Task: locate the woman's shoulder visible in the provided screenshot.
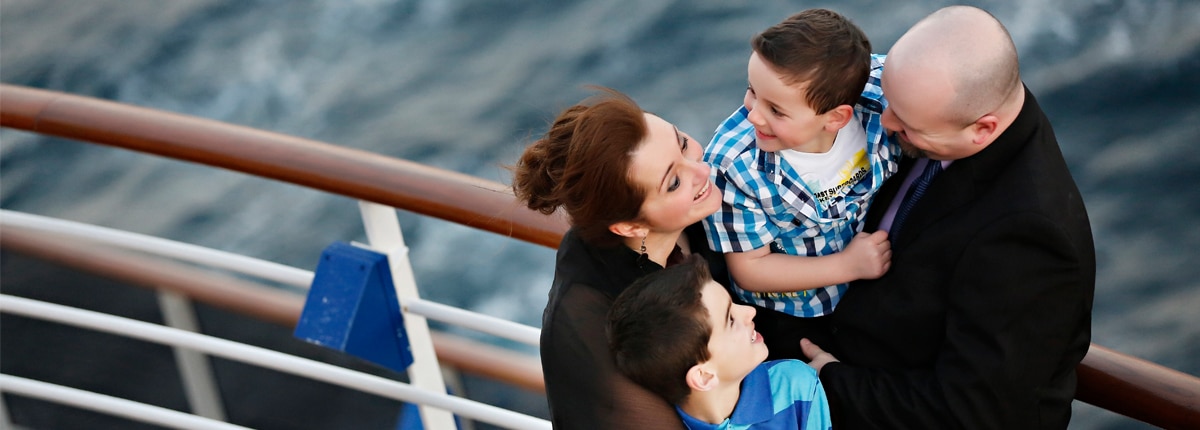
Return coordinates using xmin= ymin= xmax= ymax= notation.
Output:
xmin=540 ymin=278 xmax=616 ymax=369
xmin=545 ymin=278 xmax=612 ymax=319
xmin=542 ymin=260 xmax=617 ymax=344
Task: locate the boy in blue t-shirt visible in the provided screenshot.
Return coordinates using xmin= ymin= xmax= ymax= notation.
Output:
xmin=609 ymin=256 xmax=831 ymax=430
xmin=703 ymin=8 xmax=901 ymax=359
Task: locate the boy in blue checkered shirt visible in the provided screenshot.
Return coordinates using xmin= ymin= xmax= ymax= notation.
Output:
xmin=610 ymin=256 xmax=831 ymax=430
xmin=702 ymin=9 xmax=901 ymax=359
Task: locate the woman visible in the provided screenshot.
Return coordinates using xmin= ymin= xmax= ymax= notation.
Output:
xmin=512 ymin=88 xmax=727 ymax=429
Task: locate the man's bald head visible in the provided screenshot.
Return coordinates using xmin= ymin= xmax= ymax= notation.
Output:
xmin=888 ymin=6 xmax=1021 ymax=124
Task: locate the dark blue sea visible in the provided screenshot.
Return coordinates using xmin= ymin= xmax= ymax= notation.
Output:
xmin=2 ymin=1 xmax=1198 ymax=429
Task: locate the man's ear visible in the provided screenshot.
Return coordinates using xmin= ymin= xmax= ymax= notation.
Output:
xmin=823 ymin=104 xmax=855 ymax=132
xmin=969 ymin=114 xmax=1001 ymax=146
xmin=609 ymin=221 xmax=647 ymax=239
xmin=685 ymin=363 xmax=718 ymax=392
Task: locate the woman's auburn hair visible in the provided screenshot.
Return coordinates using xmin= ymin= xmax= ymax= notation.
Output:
xmin=512 ymin=88 xmax=649 ymax=247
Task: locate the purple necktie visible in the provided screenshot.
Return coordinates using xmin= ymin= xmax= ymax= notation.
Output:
xmin=891 ymin=159 xmax=942 ymax=236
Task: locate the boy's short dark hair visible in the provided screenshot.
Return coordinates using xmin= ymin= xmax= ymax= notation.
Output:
xmin=608 ymin=256 xmax=714 ymax=405
xmin=752 ymin=8 xmax=872 ymax=114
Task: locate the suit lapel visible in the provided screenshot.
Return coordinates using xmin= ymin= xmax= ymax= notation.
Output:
xmin=893 ymin=160 xmax=975 ymax=249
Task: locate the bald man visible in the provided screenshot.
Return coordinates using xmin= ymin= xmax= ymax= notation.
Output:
xmin=801 ymin=6 xmax=1096 ymax=429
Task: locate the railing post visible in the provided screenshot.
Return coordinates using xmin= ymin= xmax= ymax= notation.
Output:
xmin=157 ymin=290 xmax=227 ymax=421
xmin=0 ymin=389 xmax=12 ymax=429
xmin=440 ymin=367 xmax=477 ymax=430
xmin=358 ymin=201 xmax=457 ymax=430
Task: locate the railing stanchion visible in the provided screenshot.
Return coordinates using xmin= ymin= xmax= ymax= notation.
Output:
xmin=358 ymin=200 xmax=457 ymax=430
xmin=441 ymin=366 xmax=476 ymax=430
xmin=0 ymin=388 xmax=13 ymax=429
xmin=158 ymin=290 xmax=227 ymax=422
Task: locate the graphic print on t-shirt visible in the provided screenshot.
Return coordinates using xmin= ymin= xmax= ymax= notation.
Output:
xmin=809 ymin=149 xmax=869 ymax=206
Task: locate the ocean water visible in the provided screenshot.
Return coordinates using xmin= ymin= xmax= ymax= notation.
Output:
xmin=1 ymin=0 xmax=1197 ymax=428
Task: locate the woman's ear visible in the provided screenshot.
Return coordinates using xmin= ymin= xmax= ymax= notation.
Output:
xmin=609 ymin=221 xmax=647 ymax=239
xmin=685 ymin=362 xmax=718 ymax=392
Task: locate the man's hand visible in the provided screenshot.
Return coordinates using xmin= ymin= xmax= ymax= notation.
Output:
xmin=801 ymin=338 xmax=839 ymax=373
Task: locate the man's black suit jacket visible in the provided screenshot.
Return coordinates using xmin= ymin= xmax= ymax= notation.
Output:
xmin=820 ymin=88 xmax=1096 ymax=429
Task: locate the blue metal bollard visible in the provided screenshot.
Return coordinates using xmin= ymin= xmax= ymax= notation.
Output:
xmin=294 ymin=241 xmax=414 ymax=372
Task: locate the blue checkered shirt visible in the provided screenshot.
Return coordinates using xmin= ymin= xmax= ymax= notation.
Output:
xmin=702 ymin=54 xmax=900 ymax=317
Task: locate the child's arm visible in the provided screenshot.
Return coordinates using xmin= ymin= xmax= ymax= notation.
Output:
xmin=726 ymin=230 xmax=891 ymax=293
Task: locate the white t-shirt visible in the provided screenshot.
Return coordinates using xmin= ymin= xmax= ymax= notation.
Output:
xmin=777 ymin=114 xmax=870 ymax=207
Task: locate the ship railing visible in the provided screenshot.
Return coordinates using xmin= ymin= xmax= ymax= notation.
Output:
xmin=0 ymin=295 xmax=546 ymax=430
xmin=0 ymin=206 xmax=549 ymax=429
xmin=0 ymin=83 xmax=551 ymax=429
xmin=2 ymin=83 xmax=1198 ymax=429
xmin=0 ymin=210 xmax=542 ymax=348
xmin=0 ymin=214 xmax=547 ymax=429
xmin=0 ymin=206 xmax=547 ymax=428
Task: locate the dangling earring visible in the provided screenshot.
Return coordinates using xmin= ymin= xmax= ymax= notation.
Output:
xmin=639 ymin=236 xmax=647 ymax=255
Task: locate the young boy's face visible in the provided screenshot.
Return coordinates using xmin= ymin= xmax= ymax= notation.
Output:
xmin=744 ymin=52 xmax=843 ymax=153
xmin=699 ymin=279 xmax=769 ymax=381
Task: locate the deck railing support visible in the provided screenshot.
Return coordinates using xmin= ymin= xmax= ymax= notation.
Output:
xmin=157 ymin=291 xmax=227 ymax=422
xmin=0 ymin=388 xmax=12 ymax=430
xmin=358 ymin=200 xmax=457 ymax=430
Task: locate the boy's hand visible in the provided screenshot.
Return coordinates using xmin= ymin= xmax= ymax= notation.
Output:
xmin=841 ymin=230 xmax=892 ymax=279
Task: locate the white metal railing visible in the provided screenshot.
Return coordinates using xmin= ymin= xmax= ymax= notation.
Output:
xmin=406 ymin=300 xmax=541 ymax=347
xmin=0 ymin=208 xmax=546 ymax=429
xmin=0 ymin=374 xmax=250 ymax=430
xmin=0 ymin=209 xmax=541 ymax=347
xmin=0 ymin=294 xmax=551 ymax=430
xmin=0 ymin=210 xmax=313 ymax=288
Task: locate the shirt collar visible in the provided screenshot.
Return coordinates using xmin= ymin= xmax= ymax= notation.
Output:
xmin=676 ymin=363 xmax=774 ymax=429
xmin=728 ymin=363 xmax=775 ymax=425
xmin=567 ymin=229 xmax=663 ymax=298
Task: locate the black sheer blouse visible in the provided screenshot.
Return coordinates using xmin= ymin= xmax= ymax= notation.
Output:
xmin=539 ymin=223 xmax=728 ymax=429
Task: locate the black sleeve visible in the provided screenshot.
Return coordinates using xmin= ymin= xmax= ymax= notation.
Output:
xmin=820 ymin=214 xmax=1091 ymax=429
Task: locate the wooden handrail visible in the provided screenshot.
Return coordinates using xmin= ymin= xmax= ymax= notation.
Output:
xmin=1077 ymin=345 xmax=1200 ymax=429
xmin=2 ymin=84 xmax=1198 ymax=427
xmin=0 ymin=84 xmax=569 ymax=249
